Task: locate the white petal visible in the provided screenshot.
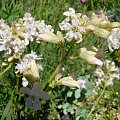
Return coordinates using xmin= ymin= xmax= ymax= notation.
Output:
xmin=22 ymin=77 xmax=28 ymax=87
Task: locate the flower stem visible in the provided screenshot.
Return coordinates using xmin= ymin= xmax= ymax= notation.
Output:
xmin=44 ymin=41 xmax=76 ymax=90
xmin=0 ymin=62 xmax=13 ymax=76
xmin=87 ymin=85 xmax=106 ymax=119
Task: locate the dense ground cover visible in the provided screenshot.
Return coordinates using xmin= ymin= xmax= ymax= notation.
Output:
xmin=0 ymin=0 xmax=120 ymax=120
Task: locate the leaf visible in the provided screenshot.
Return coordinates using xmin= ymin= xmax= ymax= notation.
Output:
xmin=1 ymin=98 xmax=12 ymax=120
xmin=85 ymin=79 xmax=94 ymax=90
xmin=75 ymin=89 xmax=81 ymax=99
xmin=67 ymin=91 xmax=73 ymax=97
xmin=63 ymin=109 xmax=67 ymax=115
xmin=62 ymin=103 xmax=70 ymax=109
xmin=67 ymin=107 xmax=74 ymax=114
xmin=58 ymin=105 xmax=62 ymax=109
xmin=76 ymin=116 xmax=80 ymax=120
xmin=85 ymin=90 xmax=93 ymax=98
xmin=85 ymin=79 xmax=94 ymax=97
xmin=73 ymin=99 xmax=78 ymax=104
xmin=6 ymin=113 xmax=11 ymax=120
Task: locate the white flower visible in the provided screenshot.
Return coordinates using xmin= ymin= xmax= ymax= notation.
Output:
xmin=0 ymin=19 xmax=29 ymax=60
xmin=16 ymin=52 xmax=42 ymax=83
xmin=60 ymin=19 xmax=85 ymax=42
xmin=15 ymin=60 xmax=31 ymax=74
xmin=22 ymin=77 xmax=28 ymax=87
xmin=59 ymin=8 xmax=89 ymax=42
xmin=95 ymin=60 xmax=120 ymax=86
xmin=66 ymin=30 xmax=82 ymax=42
xmin=107 ymin=28 xmax=120 ymax=52
xmin=0 ymin=13 xmax=54 ymax=61
xmin=63 ymin=8 xmax=75 ymax=17
xmin=15 ymin=51 xmax=42 ymax=74
xmin=95 ymin=68 xmax=105 ymax=78
xmin=59 ymin=21 xmax=72 ymax=31
xmin=23 ymin=13 xmax=34 ymax=22
xmin=77 ymin=79 xmax=86 ymax=89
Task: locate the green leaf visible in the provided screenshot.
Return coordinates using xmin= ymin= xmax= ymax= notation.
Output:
xmin=67 ymin=107 xmax=74 ymax=114
xmin=6 ymin=113 xmax=11 ymax=120
xmin=67 ymin=91 xmax=73 ymax=97
xmin=63 ymin=109 xmax=67 ymax=115
xmin=1 ymin=92 xmax=13 ymax=120
xmin=1 ymin=99 xmax=12 ymax=120
xmin=63 ymin=102 xmax=70 ymax=109
xmin=76 ymin=116 xmax=80 ymax=120
xmin=58 ymin=105 xmax=62 ymax=109
xmin=85 ymin=79 xmax=94 ymax=97
xmin=75 ymin=89 xmax=81 ymax=99
xmin=85 ymin=90 xmax=93 ymax=98
xmin=73 ymin=99 xmax=78 ymax=104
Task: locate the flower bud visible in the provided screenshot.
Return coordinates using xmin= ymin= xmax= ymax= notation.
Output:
xmin=59 ymin=76 xmax=86 ymax=89
xmin=22 ymin=77 xmax=28 ymax=87
xmin=23 ymin=60 xmax=40 ymax=83
xmin=91 ymin=13 xmax=103 ymax=26
xmin=2 ymin=62 xmax=8 ymax=66
xmin=17 ymin=31 xmax=25 ymax=38
xmin=40 ymin=31 xmax=64 ymax=43
xmin=80 ymin=0 xmax=86 ymax=4
xmin=59 ymin=76 xmax=78 ymax=88
xmin=79 ymin=47 xmax=103 ymax=66
xmin=108 ymin=22 xmax=120 ymax=28
xmin=94 ymin=27 xmax=110 ymax=38
xmin=8 ymin=56 xmax=14 ymax=62
xmin=100 ymin=21 xmax=110 ymax=28
xmin=84 ymin=25 xmax=95 ymax=33
xmin=70 ymin=14 xmax=78 ymax=19
xmin=89 ymin=46 xmax=98 ymax=52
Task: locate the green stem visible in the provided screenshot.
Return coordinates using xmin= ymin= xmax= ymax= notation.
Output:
xmin=0 ymin=62 xmax=13 ymax=76
xmin=87 ymin=85 xmax=106 ymax=119
xmin=44 ymin=41 xmax=76 ymax=90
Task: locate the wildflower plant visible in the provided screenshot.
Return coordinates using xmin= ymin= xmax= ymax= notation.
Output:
xmin=0 ymin=6 xmax=120 ymax=119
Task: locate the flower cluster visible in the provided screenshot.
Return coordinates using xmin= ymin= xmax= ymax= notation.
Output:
xmin=59 ymin=8 xmax=88 ymax=42
xmin=0 ymin=19 xmax=27 ymax=60
xmin=17 ymin=13 xmax=54 ymax=43
xmin=59 ymin=8 xmax=120 ymax=48
xmin=95 ymin=60 xmax=120 ymax=86
xmin=0 ymin=13 xmax=53 ymax=60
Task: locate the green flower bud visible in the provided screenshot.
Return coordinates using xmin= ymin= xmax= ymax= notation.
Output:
xmin=94 ymin=27 xmax=110 ymax=38
xmin=59 ymin=76 xmax=78 ymax=88
xmin=84 ymin=25 xmax=95 ymax=33
xmin=79 ymin=47 xmax=103 ymax=66
xmin=59 ymin=76 xmax=86 ymax=89
xmin=40 ymin=31 xmax=64 ymax=43
xmin=109 ymin=22 xmax=120 ymax=28
xmin=8 ymin=56 xmax=14 ymax=62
